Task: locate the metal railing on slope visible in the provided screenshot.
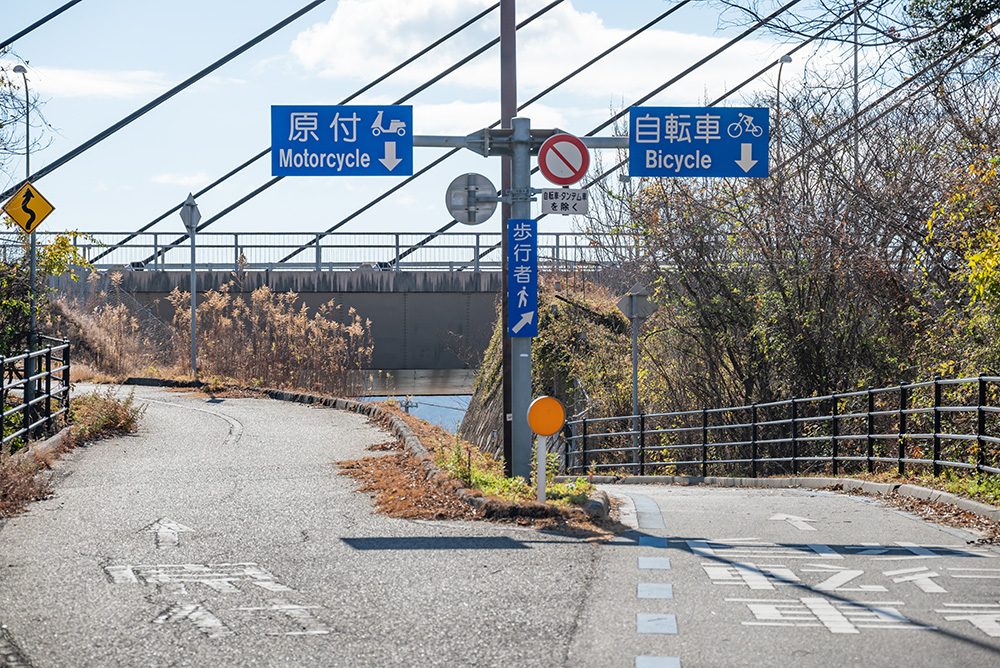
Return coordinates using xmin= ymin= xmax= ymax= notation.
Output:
xmin=565 ymin=376 xmax=1000 ymax=479
xmin=2 ymin=336 xmax=71 ymax=453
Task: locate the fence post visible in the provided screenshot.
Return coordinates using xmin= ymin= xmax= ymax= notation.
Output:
xmin=866 ymin=387 xmax=874 ymax=474
xmin=1 ymin=354 xmax=6 ymax=450
xmin=751 ymin=404 xmax=758 ymax=479
xmin=701 ymin=408 xmax=708 ymax=477
xmin=639 ymin=412 xmax=645 ymax=476
xmin=791 ymin=398 xmax=799 ymax=475
xmin=474 ymin=234 xmax=481 ymax=272
xmin=978 ymin=376 xmax=987 ymax=473
xmin=581 ymin=418 xmax=588 ymax=473
xmin=63 ymin=344 xmax=71 ymax=417
xmin=153 ymin=233 xmax=160 ymax=270
xmin=394 ymin=234 xmax=401 ymax=272
xmin=44 ymin=347 xmax=52 ymax=434
xmin=831 ymin=392 xmax=839 ymax=476
xmin=898 ymin=382 xmax=908 ymax=477
xmin=315 ymin=234 xmax=322 ymax=272
xmin=932 ymin=376 xmax=942 ymax=476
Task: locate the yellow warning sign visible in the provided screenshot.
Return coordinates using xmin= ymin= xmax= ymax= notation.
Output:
xmin=2 ymin=181 xmax=54 ymax=234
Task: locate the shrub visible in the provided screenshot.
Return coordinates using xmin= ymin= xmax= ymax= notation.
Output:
xmin=69 ymin=388 xmax=145 ymax=443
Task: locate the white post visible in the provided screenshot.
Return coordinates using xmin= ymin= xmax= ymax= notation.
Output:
xmin=537 ymin=435 xmax=548 ymax=503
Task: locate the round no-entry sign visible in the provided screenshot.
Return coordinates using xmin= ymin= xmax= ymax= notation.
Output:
xmin=538 ymin=133 xmax=590 ymax=186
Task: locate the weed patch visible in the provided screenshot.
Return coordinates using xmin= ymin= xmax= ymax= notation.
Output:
xmin=69 ymin=388 xmax=145 ymax=444
xmin=0 ymin=455 xmax=50 ymax=518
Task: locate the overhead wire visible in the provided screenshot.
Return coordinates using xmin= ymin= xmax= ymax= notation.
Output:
xmin=0 ymin=0 xmax=332 ymax=203
xmin=1 ymin=0 xmax=85 ymax=51
xmin=92 ymin=1 xmax=502 ymax=262
xmin=135 ymin=0 xmax=567 ymax=268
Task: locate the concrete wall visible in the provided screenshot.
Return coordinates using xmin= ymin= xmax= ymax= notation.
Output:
xmin=58 ymin=270 xmax=500 ymax=372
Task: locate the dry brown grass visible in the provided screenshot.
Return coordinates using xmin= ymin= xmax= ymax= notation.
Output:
xmin=167 ymin=281 xmax=373 ymax=396
xmin=0 ymin=455 xmax=50 ymax=518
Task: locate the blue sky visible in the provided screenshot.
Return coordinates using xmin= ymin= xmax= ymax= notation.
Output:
xmin=2 ymin=0 xmax=793 ymax=242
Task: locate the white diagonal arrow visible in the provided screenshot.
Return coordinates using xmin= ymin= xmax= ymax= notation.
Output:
xmin=511 ymin=311 xmax=535 ymax=334
xmin=769 ymin=514 xmax=817 ymax=531
xmin=736 ymin=143 xmax=758 ymax=172
xmin=379 ymin=141 xmax=402 ymax=171
xmin=141 ymin=518 xmax=195 ymax=548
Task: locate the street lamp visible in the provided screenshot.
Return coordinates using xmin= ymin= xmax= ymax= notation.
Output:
xmin=775 ymin=55 xmax=792 ymax=166
xmin=12 ymin=64 xmax=38 ymax=431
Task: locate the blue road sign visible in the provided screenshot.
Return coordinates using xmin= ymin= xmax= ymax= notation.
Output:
xmin=628 ymin=106 xmax=769 ymax=178
xmin=508 ymin=219 xmax=538 ymax=338
xmin=271 ymin=105 xmax=413 ymax=177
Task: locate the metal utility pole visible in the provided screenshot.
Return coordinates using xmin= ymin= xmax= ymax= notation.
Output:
xmin=510 ymin=117 xmax=533 ymax=480
xmin=500 ymin=0 xmax=516 ymax=476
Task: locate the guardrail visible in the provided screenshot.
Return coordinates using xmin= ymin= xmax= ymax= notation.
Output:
xmin=565 ymin=376 xmax=1000 ymax=478
xmin=1 ymin=231 xmax=644 ymax=272
xmin=2 ymin=337 xmax=71 ymax=453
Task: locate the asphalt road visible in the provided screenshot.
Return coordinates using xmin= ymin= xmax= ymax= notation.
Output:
xmin=2 ymin=385 xmax=1000 ymax=667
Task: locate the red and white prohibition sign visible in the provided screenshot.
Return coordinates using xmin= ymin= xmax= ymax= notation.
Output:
xmin=538 ymin=133 xmax=590 ymax=186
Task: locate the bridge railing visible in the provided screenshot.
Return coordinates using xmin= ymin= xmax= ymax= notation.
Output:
xmin=565 ymin=376 xmax=1000 ymax=479
xmin=2 ymin=336 xmax=71 ymax=454
xmin=3 ymin=231 xmax=645 ymax=272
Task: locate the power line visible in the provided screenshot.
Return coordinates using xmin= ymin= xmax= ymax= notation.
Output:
xmin=0 ymin=0 xmax=331 ymax=203
xmin=92 ymin=1 xmax=502 ymax=263
xmin=1 ymin=0 xmax=85 ymax=51
xmin=285 ymin=1 xmax=694 ymax=267
xmin=135 ymin=0 xmax=567 ymax=268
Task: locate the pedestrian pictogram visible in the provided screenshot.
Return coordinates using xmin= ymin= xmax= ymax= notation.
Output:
xmin=537 ymin=133 xmax=590 ymax=186
xmin=2 ymin=181 xmax=54 ymax=234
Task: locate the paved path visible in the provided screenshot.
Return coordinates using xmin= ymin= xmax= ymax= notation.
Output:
xmin=578 ymin=484 xmax=1000 ymax=668
xmin=5 ymin=385 xmax=1000 ymax=667
xmin=0 ymin=386 xmax=596 ymax=667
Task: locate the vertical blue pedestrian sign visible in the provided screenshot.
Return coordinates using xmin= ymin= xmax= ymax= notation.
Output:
xmin=628 ymin=106 xmax=769 ymax=178
xmin=271 ymin=105 xmax=413 ymax=176
xmin=508 ymin=219 xmax=538 ymax=338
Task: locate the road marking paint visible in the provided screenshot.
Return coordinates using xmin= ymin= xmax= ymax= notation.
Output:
xmin=104 ymin=563 xmax=294 ymax=594
xmin=637 ymin=583 xmax=674 ymax=599
xmin=731 ymin=597 xmax=934 ymax=634
xmin=769 ymin=514 xmax=817 ymax=531
xmin=801 ymin=566 xmax=887 ymax=593
xmin=637 ymin=613 xmax=678 ymax=634
xmin=636 ymin=657 xmax=681 ymax=668
xmin=702 ymin=562 xmax=799 ymax=590
xmin=639 ymin=537 xmax=669 ymax=549
xmin=937 ymin=604 xmax=1000 ymax=637
xmin=154 ymin=603 xmax=233 ymax=638
xmin=638 ymin=557 xmax=672 ymax=570
xmin=141 ymin=518 xmax=194 ymax=549
xmin=884 ymin=567 xmax=946 ymax=593
xmin=236 ymin=599 xmax=331 ymax=636
xmin=626 ymin=493 xmax=665 ymax=530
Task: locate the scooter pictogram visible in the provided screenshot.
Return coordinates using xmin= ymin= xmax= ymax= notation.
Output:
xmin=372 ymin=110 xmax=407 ymax=137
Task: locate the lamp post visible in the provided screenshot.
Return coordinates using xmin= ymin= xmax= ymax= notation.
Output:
xmin=13 ymin=64 xmax=38 ymax=434
xmin=775 ymin=55 xmax=792 ymax=166
xmin=12 ymin=65 xmax=35 ymax=354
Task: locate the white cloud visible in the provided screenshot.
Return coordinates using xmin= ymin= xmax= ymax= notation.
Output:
xmin=21 ymin=64 xmax=172 ymax=100
xmin=288 ymin=0 xmax=784 ymax=107
xmin=150 ymin=171 xmax=211 ymax=188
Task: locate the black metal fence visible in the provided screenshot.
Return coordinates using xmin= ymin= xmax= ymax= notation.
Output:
xmin=565 ymin=376 xmax=1000 ymax=478
xmin=2 ymin=337 xmax=71 ymax=454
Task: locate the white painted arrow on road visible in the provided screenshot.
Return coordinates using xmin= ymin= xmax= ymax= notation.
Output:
xmin=769 ymin=514 xmax=817 ymax=531
xmin=736 ymin=143 xmax=758 ymax=172
xmin=379 ymin=142 xmax=402 ymax=171
xmin=141 ymin=518 xmax=195 ymax=548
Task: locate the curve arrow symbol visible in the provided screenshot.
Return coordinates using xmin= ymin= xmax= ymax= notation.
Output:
xmin=736 ymin=143 xmax=758 ymax=173
xmin=20 ymin=188 xmax=36 ymax=229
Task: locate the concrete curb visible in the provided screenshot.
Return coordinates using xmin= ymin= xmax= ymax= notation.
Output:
xmin=118 ymin=379 xmax=608 ymax=523
xmin=553 ymin=473 xmax=1000 ymax=523
xmin=10 ymin=426 xmax=73 ymax=467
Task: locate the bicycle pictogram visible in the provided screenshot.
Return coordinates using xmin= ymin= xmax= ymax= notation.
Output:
xmin=727 ymin=113 xmax=764 ymax=138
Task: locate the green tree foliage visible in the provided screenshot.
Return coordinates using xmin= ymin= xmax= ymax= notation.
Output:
xmin=907 ymin=0 xmax=1000 ymax=63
